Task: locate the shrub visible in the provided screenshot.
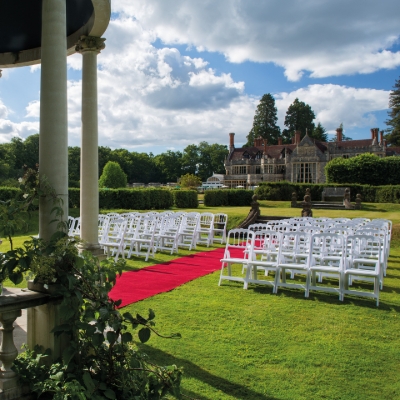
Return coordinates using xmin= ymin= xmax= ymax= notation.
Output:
xmin=325 ymin=154 xmax=400 ymax=185
xmin=179 ymin=173 xmax=202 ymax=189
xmin=204 ymin=189 xmax=253 ymax=207
xmin=68 ymin=188 xmax=174 ymax=210
xmin=173 ymin=190 xmax=198 ymax=208
xmin=99 ymin=161 xmax=127 ymax=189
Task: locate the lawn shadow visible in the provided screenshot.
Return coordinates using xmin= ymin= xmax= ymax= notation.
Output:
xmin=139 ymin=345 xmax=278 ymax=400
xmin=249 ymin=282 xmax=400 ymax=311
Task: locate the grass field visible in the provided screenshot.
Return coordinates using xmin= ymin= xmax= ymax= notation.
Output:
xmin=1 ymin=202 xmax=400 ymax=399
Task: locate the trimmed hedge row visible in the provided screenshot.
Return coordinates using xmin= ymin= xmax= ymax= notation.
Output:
xmin=204 ymin=189 xmax=253 ymax=207
xmin=0 ymin=187 xmax=22 ymax=202
xmin=69 ymin=188 xmax=174 ymax=210
xmin=173 ymin=190 xmax=198 ymax=208
xmin=255 ymin=181 xmax=400 ymax=203
xmin=325 ymin=154 xmax=400 ymax=186
xmin=0 ymin=187 xmax=200 ymax=210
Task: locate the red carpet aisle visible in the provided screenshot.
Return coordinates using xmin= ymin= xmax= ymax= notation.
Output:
xmin=109 ymin=247 xmax=243 ymax=308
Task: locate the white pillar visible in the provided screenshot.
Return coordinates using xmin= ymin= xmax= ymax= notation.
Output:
xmin=39 ymin=0 xmax=68 ymax=241
xmin=76 ymin=36 xmax=106 ymax=251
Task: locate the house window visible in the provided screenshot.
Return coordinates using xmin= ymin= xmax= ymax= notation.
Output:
xmin=255 ymin=166 xmax=261 ymax=174
xmin=232 ymin=166 xmax=247 ymax=174
xmin=264 ymin=165 xmax=274 ymax=174
xmin=293 ymin=163 xmax=317 ymax=183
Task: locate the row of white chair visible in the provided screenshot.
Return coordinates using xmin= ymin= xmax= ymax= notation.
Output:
xmin=69 ymin=211 xmax=228 ymax=261
xmin=219 ymin=222 xmax=390 ymax=306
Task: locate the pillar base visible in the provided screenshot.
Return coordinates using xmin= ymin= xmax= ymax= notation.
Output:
xmin=77 ymin=243 xmax=107 ymax=261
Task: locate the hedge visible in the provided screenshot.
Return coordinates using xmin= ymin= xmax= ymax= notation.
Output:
xmin=204 ymin=189 xmax=253 ymax=207
xmin=68 ymin=188 xmax=174 ymax=210
xmin=255 ymin=181 xmax=400 ymax=203
xmin=0 ymin=187 xmax=22 ymax=202
xmin=325 ymin=154 xmax=400 ymax=185
xmin=172 ymin=190 xmax=198 ymax=208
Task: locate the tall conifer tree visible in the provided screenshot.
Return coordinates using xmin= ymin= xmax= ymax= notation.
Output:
xmin=385 ymin=77 xmax=400 ymax=146
xmin=245 ymin=93 xmax=281 ymax=146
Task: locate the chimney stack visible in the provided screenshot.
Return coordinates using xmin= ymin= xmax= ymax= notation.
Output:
xmin=229 ymin=132 xmax=235 ymax=152
xmin=371 ymin=128 xmax=375 ymax=139
xmin=295 ymin=130 xmax=301 ymax=145
xmin=263 ymin=139 xmax=268 ymax=150
xmin=336 ymin=127 xmax=343 ymax=142
xmin=380 ymin=130 xmax=384 ymax=144
xmin=278 ymin=137 xmax=282 ymax=146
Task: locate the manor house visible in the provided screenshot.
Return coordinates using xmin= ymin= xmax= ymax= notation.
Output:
xmin=221 ymin=128 xmax=400 ymax=188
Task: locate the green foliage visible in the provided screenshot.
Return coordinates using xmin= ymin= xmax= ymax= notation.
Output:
xmin=69 ymin=188 xmax=173 ymax=210
xmin=0 ymin=166 xmax=63 ymax=251
xmin=204 ymin=190 xmax=253 ymax=207
xmin=255 ymin=181 xmax=400 ymax=204
xmin=179 ymin=174 xmax=202 ymax=189
xmin=173 ymin=191 xmax=198 ymax=208
xmin=99 ymin=161 xmax=127 ymax=189
xmin=385 ymin=76 xmax=400 ymax=146
xmin=325 ymin=153 xmax=400 ymax=185
xmin=246 ymin=93 xmax=281 ymax=146
xmin=9 ymin=235 xmax=182 ymax=399
xmin=312 ymin=122 xmax=328 ymax=142
xmin=181 ymin=143 xmax=228 ymax=182
xmin=282 ymin=98 xmax=316 ymax=143
xmin=154 ymin=151 xmax=183 ymax=182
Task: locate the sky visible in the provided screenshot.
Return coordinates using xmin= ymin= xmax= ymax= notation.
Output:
xmin=1 ymin=0 xmax=400 ymax=154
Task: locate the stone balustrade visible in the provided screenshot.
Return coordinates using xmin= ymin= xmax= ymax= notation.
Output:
xmin=0 ymin=289 xmax=57 ymax=399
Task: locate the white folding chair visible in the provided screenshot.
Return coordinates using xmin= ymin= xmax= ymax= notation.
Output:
xmin=343 ymin=234 xmax=383 ymax=306
xmin=177 ymin=213 xmax=200 ymax=250
xmin=219 ymin=229 xmax=254 ymax=286
xmin=308 ymin=233 xmax=345 ymax=300
xmin=125 ymin=215 xmax=157 ymax=261
xmin=100 ymin=219 xmax=127 ymax=261
xmin=212 ymin=213 xmax=228 ymax=244
xmin=154 ymin=214 xmax=181 ymax=255
xmin=195 ymin=212 xmax=215 ymax=247
xmin=244 ymin=230 xmax=281 ymax=291
xmin=275 ymin=232 xmax=312 ymax=296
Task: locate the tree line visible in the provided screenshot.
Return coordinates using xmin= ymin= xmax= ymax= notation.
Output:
xmin=0 ymin=134 xmax=228 ymax=186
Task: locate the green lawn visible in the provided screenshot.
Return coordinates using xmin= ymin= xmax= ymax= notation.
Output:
xmin=2 ymin=202 xmax=400 ymax=399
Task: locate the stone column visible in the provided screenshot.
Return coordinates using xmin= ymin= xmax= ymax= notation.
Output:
xmin=39 ymin=0 xmax=68 ymax=241
xmin=76 ymin=36 xmax=106 ymax=252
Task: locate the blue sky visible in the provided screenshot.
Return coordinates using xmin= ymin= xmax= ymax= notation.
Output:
xmin=1 ymin=0 xmax=400 ymax=153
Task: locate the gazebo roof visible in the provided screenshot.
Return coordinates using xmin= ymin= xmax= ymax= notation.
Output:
xmin=0 ymin=0 xmax=111 ymax=68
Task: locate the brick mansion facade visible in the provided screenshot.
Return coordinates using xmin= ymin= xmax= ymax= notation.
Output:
xmin=221 ymin=128 xmax=400 ymax=188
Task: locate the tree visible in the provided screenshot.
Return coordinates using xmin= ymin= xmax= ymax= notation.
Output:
xmin=245 ymin=93 xmax=281 ymax=146
xmin=23 ymin=134 xmax=39 ymax=168
xmin=385 ymin=76 xmax=400 ymax=146
xmin=154 ymin=150 xmax=183 ymax=183
xmin=179 ymin=173 xmax=202 ymax=189
xmin=197 ymin=142 xmax=228 ymax=181
xmin=68 ymin=146 xmax=81 ymax=187
xmin=312 ymin=122 xmax=328 ymax=142
xmin=181 ymin=144 xmax=199 ymax=175
xmin=99 ymin=161 xmax=127 ymax=188
xmin=282 ymin=98 xmax=315 ymax=143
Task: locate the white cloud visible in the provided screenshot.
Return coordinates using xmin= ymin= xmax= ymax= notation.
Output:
xmin=0 ymin=119 xmax=39 ymax=143
xmin=112 ymin=0 xmax=400 ymax=81
xmin=0 ymin=100 xmax=9 ymax=119
xmin=25 ymin=100 xmax=40 ymax=118
xmin=275 ymin=84 xmax=390 ymax=134
xmin=61 ymin=16 xmax=251 ymax=149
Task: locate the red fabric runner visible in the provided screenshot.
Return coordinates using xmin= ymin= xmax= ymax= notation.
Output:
xmin=109 ymin=247 xmax=242 ymax=308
